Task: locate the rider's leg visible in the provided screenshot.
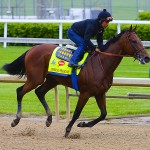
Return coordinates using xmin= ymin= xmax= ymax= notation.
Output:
xmin=67 ymin=28 xmax=85 ymax=67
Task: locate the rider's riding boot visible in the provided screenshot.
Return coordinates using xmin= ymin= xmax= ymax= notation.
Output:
xmin=68 ymin=48 xmax=84 ymax=68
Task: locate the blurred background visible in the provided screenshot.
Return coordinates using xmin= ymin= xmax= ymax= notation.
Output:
xmin=0 ymin=0 xmax=150 ymax=20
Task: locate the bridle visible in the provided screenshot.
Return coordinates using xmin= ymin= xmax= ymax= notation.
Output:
xmin=97 ymin=31 xmax=145 ymax=58
xmin=126 ymin=32 xmax=145 ymax=60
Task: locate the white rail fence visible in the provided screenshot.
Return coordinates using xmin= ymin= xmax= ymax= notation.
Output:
xmin=0 ymin=19 xmax=150 ymax=48
xmin=0 ymin=74 xmax=150 ymax=121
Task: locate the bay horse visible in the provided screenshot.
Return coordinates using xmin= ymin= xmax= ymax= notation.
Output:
xmin=2 ymin=26 xmax=150 ymax=137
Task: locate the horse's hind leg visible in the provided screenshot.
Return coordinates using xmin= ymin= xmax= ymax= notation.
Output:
xmin=11 ymin=85 xmax=24 ymax=127
xmin=11 ymin=79 xmax=44 ymax=127
xmin=35 ymin=76 xmax=58 ymax=127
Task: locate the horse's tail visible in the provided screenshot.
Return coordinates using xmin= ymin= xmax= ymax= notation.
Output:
xmin=2 ymin=50 xmax=28 ymax=77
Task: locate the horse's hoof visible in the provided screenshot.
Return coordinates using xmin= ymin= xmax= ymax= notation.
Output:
xmin=46 ymin=115 xmax=52 ymax=127
xmin=46 ymin=120 xmax=52 ymax=127
xmin=11 ymin=119 xmax=20 ymax=127
xmin=64 ymin=131 xmax=69 ymax=138
xmin=64 ymin=128 xmax=71 ymax=138
xmin=77 ymin=122 xmax=90 ymax=127
xmin=11 ymin=121 xmax=16 ymax=127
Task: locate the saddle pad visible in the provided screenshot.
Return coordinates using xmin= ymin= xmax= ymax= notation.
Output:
xmin=56 ymin=46 xmax=74 ymax=62
xmin=48 ymin=47 xmax=88 ymax=76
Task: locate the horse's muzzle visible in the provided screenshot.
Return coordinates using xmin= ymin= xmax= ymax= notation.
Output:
xmin=138 ymin=56 xmax=150 ymax=64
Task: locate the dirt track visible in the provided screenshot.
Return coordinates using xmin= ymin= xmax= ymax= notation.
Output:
xmin=0 ymin=115 xmax=150 ymax=150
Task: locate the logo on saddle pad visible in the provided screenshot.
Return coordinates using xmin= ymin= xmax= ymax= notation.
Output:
xmin=48 ymin=46 xmax=88 ymax=76
xmin=58 ymin=60 xmax=65 ymax=66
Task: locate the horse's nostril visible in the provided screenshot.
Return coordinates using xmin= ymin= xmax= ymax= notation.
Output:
xmin=144 ymin=57 xmax=150 ymax=63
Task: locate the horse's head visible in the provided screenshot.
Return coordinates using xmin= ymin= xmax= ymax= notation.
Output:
xmin=120 ymin=25 xmax=150 ymax=64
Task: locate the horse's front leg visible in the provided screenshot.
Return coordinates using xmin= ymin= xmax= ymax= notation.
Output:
xmin=77 ymin=93 xmax=107 ymax=127
xmin=65 ymin=92 xmax=89 ymax=137
xmin=11 ymin=86 xmax=24 ymax=127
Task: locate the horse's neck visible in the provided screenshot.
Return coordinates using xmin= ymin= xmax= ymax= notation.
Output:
xmin=106 ymin=45 xmax=124 ymax=72
xmin=94 ymin=44 xmax=123 ymax=76
xmin=80 ymin=46 xmax=123 ymax=88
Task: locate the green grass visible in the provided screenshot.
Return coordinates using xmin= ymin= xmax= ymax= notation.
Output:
xmin=114 ymin=57 xmax=150 ymax=78
xmin=0 ymin=83 xmax=149 ymax=118
xmin=0 ymin=46 xmax=150 ymax=118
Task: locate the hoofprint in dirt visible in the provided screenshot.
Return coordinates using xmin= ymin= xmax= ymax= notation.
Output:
xmin=0 ymin=115 xmax=150 ymax=150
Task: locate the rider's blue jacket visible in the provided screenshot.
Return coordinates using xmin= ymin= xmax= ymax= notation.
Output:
xmin=71 ymin=19 xmax=104 ymax=51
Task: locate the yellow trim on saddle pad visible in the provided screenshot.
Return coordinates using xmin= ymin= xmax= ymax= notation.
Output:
xmin=48 ymin=47 xmax=88 ymax=75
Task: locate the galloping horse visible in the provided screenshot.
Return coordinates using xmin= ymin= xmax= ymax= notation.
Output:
xmin=3 ymin=26 xmax=150 ymax=137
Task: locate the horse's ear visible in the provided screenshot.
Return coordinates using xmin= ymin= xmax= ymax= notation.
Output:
xmin=133 ymin=25 xmax=137 ymax=31
xmin=129 ymin=25 xmax=133 ymax=31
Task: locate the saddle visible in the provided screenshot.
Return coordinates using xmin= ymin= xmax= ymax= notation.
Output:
xmin=55 ymin=45 xmax=77 ymax=62
xmin=48 ymin=45 xmax=88 ymax=76
xmin=48 ymin=45 xmax=89 ymax=91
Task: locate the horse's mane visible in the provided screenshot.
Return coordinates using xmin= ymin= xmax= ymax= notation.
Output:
xmin=104 ymin=29 xmax=130 ymax=49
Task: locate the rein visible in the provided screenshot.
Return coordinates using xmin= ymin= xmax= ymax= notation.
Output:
xmin=96 ymin=50 xmax=131 ymax=57
xmin=96 ymin=31 xmax=144 ymax=58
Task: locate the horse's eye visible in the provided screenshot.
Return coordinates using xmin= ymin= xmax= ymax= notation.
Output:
xmin=131 ymin=40 xmax=137 ymax=44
